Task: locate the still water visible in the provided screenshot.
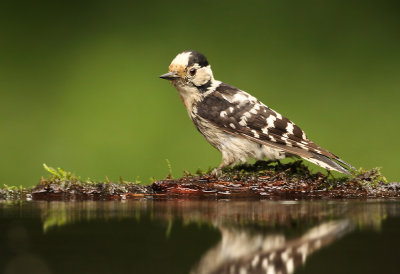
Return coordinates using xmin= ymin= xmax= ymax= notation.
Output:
xmin=0 ymin=199 xmax=399 ymax=274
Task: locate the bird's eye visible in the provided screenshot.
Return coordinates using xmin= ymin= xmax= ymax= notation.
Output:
xmin=189 ymin=68 xmax=197 ymax=76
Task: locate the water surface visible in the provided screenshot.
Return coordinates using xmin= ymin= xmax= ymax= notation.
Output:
xmin=0 ymin=199 xmax=399 ymax=274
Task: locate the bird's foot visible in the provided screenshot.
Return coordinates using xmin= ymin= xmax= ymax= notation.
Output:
xmin=211 ymin=168 xmax=223 ymax=177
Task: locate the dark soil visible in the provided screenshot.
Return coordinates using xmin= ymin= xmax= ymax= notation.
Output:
xmin=2 ymin=161 xmax=399 ymax=200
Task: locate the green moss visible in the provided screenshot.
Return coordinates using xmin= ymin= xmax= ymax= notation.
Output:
xmin=351 ymin=167 xmax=388 ymax=186
xmin=0 ymin=184 xmax=31 ymax=200
xmin=223 ymin=160 xmax=313 ymax=176
xmin=43 ymin=163 xmax=78 ymax=182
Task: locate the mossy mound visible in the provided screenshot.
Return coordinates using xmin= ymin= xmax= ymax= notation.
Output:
xmin=0 ymin=161 xmax=399 ymax=200
xmin=154 ymin=161 xmax=398 ymax=199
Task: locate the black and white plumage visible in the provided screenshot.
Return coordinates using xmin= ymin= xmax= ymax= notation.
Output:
xmin=160 ymin=50 xmax=356 ymax=175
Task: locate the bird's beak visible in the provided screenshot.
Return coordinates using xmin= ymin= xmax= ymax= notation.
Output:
xmin=159 ymin=72 xmax=179 ymax=80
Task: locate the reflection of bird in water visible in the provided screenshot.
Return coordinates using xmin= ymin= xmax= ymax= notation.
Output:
xmin=191 ymin=220 xmax=351 ymax=274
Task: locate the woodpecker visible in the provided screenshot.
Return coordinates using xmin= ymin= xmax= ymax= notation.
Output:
xmin=160 ymin=50 xmax=356 ymax=175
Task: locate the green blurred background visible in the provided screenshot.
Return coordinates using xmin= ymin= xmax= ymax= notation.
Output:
xmin=1 ymin=0 xmax=399 ymax=186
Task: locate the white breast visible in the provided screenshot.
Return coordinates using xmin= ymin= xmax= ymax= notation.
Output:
xmin=192 ymin=115 xmax=286 ymax=165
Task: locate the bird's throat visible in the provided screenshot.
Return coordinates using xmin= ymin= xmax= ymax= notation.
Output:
xmin=174 ymin=83 xmax=201 ymax=114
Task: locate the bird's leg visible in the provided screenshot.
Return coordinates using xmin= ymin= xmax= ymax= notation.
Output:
xmin=211 ymin=155 xmax=234 ymax=177
xmin=211 ymin=163 xmax=229 ymax=177
xmin=211 ymin=167 xmax=222 ymax=177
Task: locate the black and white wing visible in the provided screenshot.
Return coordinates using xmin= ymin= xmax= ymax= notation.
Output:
xmin=195 ymin=83 xmax=355 ymax=174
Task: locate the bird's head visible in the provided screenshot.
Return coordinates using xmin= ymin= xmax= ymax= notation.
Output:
xmin=160 ymin=50 xmax=214 ymax=92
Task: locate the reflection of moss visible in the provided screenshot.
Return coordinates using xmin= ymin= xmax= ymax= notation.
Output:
xmin=35 ymin=199 xmax=390 ymax=233
xmin=42 ymin=207 xmax=68 ymax=233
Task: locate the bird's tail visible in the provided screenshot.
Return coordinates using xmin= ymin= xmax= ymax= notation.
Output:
xmin=306 ymin=152 xmax=356 ymax=175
